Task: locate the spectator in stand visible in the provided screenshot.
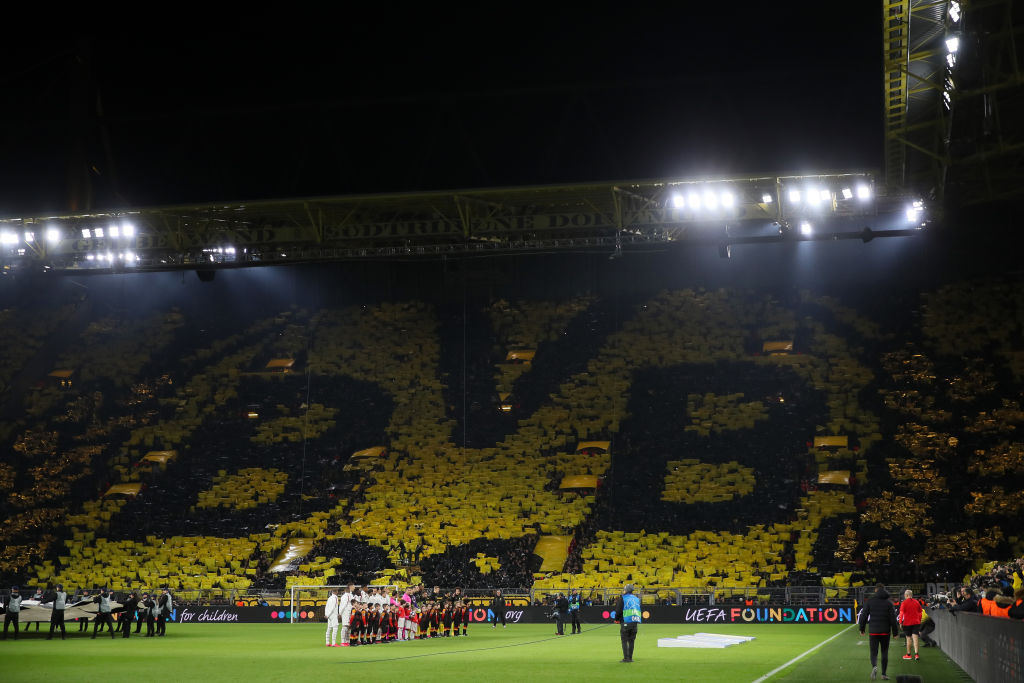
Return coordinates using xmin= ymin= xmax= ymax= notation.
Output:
xmin=898 ymin=589 xmax=923 ymax=661
xmin=858 ymin=584 xmax=900 ymax=681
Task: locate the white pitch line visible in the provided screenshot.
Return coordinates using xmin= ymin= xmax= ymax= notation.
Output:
xmin=750 ymin=625 xmax=855 ymax=683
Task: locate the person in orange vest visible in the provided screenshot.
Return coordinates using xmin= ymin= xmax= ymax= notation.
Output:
xmin=898 ymin=589 xmax=924 ymax=661
xmin=1008 ymin=588 xmax=1024 ymax=620
xmin=979 ymin=588 xmax=998 ymax=616
xmin=990 ymin=588 xmax=1015 ymax=618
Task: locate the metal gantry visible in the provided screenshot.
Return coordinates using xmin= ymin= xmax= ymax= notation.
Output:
xmin=0 ymin=171 xmax=927 ymax=274
xmin=883 ymin=0 xmax=1024 ymax=207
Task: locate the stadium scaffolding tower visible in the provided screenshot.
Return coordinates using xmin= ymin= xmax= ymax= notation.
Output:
xmin=883 ymin=0 xmax=1024 ymax=206
xmin=0 ymin=171 xmax=924 ymax=274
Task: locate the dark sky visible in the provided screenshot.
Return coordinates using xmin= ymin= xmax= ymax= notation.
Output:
xmin=1 ymin=7 xmax=880 ymax=215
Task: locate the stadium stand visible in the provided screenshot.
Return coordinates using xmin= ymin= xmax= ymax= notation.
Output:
xmin=1 ymin=278 xmax=1023 ymax=607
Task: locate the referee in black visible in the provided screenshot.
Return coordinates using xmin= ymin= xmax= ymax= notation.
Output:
xmin=554 ymin=593 xmax=569 ymax=635
xmin=491 ymin=590 xmax=507 ymax=628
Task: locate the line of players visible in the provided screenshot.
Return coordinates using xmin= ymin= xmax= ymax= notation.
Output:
xmin=325 ymin=585 xmax=471 ymax=647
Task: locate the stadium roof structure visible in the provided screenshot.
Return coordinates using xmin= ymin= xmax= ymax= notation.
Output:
xmin=884 ymin=0 xmax=1024 ymax=205
xmin=0 ymin=171 xmax=926 ymax=274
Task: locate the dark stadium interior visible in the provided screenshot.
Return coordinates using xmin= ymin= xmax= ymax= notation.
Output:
xmin=2 ymin=10 xmax=1023 ymax=668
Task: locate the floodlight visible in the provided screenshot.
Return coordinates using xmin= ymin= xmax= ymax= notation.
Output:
xmin=788 ymin=189 xmax=801 ymax=203
xmin=95 ymin=227 xmax=104 ymax=238
xmin=800 ymin=221 xmax=813 ymax=236
xmin=109 ymin=225 xmax=119 ymax=238
xmin=857 ymin=184 xmax=871 ymax=200
xmin=703 ymin=190 xmax=718 ymax=211
xmin=906 ymin=207 xmax=920 ymax=222
xmin=807 ymin=188 xmax=821 ymax=204
xmin=86 ymin=254 xmax=96 ymax=261
xmin=819 ymin=189 xmax=831 ymax=201
xmin=0 ymin=231 xmax=17 ymax=245
xmin=949 ymin=1 xmax=961 ymax=23
xmin=947 ymin=53 xmax=957 ymax=69
xmin=82 ymin=228 xmax=92 ymax=238
xmin=761 ymin=193 xmax=773 ymax=204
xmin=946 ymin=36 xmax=959 ymax=54
xmin=122 ymin=222 xmax=135 ymax=237
xmin=46 ymin=227 xmax=60 ymax=243
xmin=24 ymin=231 xmax=35 ymax=243
xmin=841 ymin=188 xmax=853 ymax=200
xmin=105 ymin=251 xmax=113 ymax=262
xmin=720 ymin=191 xmax=735 ymax=208
xmin=672 ymin=193 xmax=685 ymax=209
xmin=688 ymin=192 xmax=701 ymax=210
xmin=225 ymin=247 xmax=236 ymax=255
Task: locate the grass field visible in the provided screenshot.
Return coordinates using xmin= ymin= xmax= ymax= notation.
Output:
xmin=0 ymin=622 xmax=972 ymax=682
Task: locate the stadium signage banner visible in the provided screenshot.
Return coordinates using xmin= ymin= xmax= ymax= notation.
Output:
xmin=171 ymin=606 xmax=319 ymax=623
xmin=167 ymin=604 xmax=854 ymax=625
xmin=590 ymin=606 xmax=854 ymax=625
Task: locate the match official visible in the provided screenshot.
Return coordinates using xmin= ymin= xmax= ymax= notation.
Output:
xmin=491 ymin=590 xmax=507 ymax=628
xmin=614 ymin=584 xmax=642 ymax=663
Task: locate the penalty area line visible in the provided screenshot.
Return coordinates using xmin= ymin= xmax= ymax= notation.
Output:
xmin=750 ymin=624 xmax=854 ymax=683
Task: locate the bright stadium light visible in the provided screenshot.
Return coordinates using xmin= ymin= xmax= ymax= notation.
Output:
xmin=95 ymin=227 xmax=104 ymax=238
xmin=0 ymin=231 xmax=18 ymax=245
xmin=906 ymin=202 xmax=922 ymax=222
xmin=105 ymin=251 xmax=114 ymax=262
xmin=122 ymin=222 xmax=135 ymax=237
xmin=703 ymin=190 xmax=718 ymax=211
xmin=46 ymin=227 xmax=61 ymax=243
xmin=109 ymin=224 xmax=120 ymax=238
xmin=688 ymin=192 xmax=702 ymax=211
xmin=788 ymin=189 xmax=801 ymax=203
xmin=819 ymin=189 xmax=831 ymax=201
xmin=857 ymin=184 xmax=872 ymax=200
xmin=24 ymin=231 xmax=35 ymax=243
xmin=720 ymin=191 xmax=735 ymax=208
xmin=841 ymin=188 xmax=853 ymax=200
xmin=82 ymin=228 xmax=92 ymax=238
xmin=86 ymin=253 xmax=96 ymax=261
xmin=949 ymin=1 xmax=961 ymax=23
xmin=800 ymin=221 xmax=813 ymax=236
xmin=946 ymin=35 xmax=959 ymax=54
xmin=761 ymin=193 xmax=773 ymax=204
xmin=671 ymin=193 xmax=685 ymax=209
xmin=807 ymin=188 xmax=821 ymax=205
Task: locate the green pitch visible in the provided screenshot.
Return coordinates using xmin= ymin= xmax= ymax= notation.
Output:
xmin=0 ymin=622 xmax=970 ymax=682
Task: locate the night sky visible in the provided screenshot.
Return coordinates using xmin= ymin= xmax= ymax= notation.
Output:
xmin=1 ymin=7 xmax=880 ymax=215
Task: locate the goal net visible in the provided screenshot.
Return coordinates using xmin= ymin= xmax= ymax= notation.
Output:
xmin=289 ymin=584 xmax=399 ymax=624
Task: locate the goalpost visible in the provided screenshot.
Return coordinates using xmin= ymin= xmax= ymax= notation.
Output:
xmin=289 ymin=584 xmax=399 ymax=624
